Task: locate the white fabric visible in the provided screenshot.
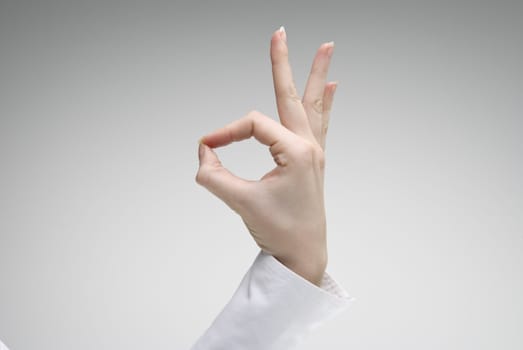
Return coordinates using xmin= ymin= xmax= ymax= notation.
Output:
xmin=191 ymin=250 xmax=355 ymax=350
xmin=0 ymin=339 xmax=8 ymax=350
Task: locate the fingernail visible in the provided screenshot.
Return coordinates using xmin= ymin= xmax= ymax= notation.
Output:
xmin=279 ymin=26 xmax=287 ymax=43
xmin=325 ymin=41 xmax=334 ymax=57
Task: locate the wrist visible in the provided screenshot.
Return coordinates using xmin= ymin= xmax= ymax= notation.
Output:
xmin=275 ymin=250 xmax=328 ymax=287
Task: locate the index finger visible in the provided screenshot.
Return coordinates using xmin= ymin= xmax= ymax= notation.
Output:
xmin=199 ymin=110 xmax=293 ymax=149
xmin=270 ymin=27 xmax=314 ymax=140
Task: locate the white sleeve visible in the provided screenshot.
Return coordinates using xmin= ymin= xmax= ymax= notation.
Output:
xmin=190 ymin=250 xmax=355 ymax=350
xmin=0 ymin=339 xmax=9 ymax=350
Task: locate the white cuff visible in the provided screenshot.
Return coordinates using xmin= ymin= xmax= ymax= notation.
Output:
xmin=191 ymin=250 xmax=355 ymax=350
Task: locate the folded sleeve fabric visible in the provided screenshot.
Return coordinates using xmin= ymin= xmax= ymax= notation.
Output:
xmin=191 ymin=250 xmax=355 ymax=350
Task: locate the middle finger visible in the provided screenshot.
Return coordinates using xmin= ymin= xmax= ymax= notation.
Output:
xmin=270 ymin=27 xmax=315 ymax=141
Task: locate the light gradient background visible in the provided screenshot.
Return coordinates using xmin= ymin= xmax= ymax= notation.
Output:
xmin=0 ymin=0 xmax=522 ymax=349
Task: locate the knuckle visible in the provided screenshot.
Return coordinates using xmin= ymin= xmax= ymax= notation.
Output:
xmin=195 ymin=165 xmax=218 ymax=187
xmin=322 ymin=123 xmax=329 ymax=135
xmin=247 ymin=109 xmax=260 ymax=118
xmin=304 ymin=98 xmax=323 ymax=114
xmin=247 ymin=109 xmax=265 ymax=123
xmin=311 ymin=66 xmax=327 ymax=79
xmin=195 ymin=167 xmax=208 ymax=186
xmin=248 ymin=110 xmax=262 ymax=121
xmin=288 ymin=86 xmax=301 ymax=103
xmin=292 ymin=141 xmax=324 ymax=168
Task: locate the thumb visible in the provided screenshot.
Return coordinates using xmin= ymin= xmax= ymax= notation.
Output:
xmin=195 ymin=142 xmax=250 ymax=213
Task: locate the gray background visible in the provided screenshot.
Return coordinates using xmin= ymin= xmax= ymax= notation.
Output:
xmin=1 ymin=0 xmax=522 ymax=349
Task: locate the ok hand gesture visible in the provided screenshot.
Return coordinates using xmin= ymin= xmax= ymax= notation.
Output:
xmin=196 ymin=27 xmax=337 ymax=286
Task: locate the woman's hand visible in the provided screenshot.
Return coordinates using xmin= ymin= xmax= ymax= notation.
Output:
xmin=196 ymin=27 xmax=337 ymax=286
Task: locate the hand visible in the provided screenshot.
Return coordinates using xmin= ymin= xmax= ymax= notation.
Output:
xmin=196 ymin=27 xmax=337 ymax=286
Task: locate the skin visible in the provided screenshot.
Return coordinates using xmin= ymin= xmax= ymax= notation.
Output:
xmin=195 ymin=27 xmax=337 ymax=287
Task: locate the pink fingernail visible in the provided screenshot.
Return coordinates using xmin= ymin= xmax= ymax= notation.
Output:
xmin=279 ymin=26 xmax=287 ymax=43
